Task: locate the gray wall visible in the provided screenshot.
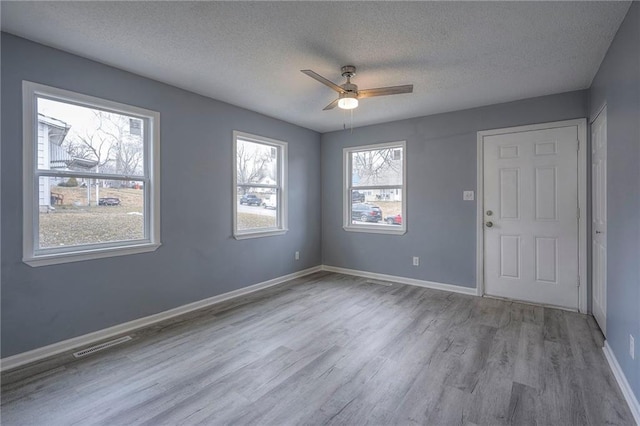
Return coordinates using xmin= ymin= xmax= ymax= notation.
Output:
xmin=1 ymin=34 xmax=322 ymax=358
xmin=589 ymin=1 xmax=640 ymax=401
xmin=321 ymin=91 xmax=587 ymax=288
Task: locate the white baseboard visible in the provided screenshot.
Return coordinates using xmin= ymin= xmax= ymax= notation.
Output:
xmin=321 ymin=265 xmax=477 ymax=296
xmin=603 ymin=340 xmax=640 ymax=425
xmin=0 ymin=266 xmax=322 ymax=373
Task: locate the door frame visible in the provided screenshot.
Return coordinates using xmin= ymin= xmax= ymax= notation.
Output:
xmin=590 ymin=104 xmax=607 ymax=332
xmin=475 ymin=119 xmax=588 ymax=313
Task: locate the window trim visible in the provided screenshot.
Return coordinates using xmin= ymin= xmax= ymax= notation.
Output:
xmin=22 ymin=81 xmax=161 ymax=266
xmin=343 ymin=140 xmax=407 ymax=235
xmin=232 ymin=131 xmax=288 ymax=239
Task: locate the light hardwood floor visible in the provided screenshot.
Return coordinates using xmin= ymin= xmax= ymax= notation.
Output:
xmin=1 ymin=272 xmax=635 ymax=425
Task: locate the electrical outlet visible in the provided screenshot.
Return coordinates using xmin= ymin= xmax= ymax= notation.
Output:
xmin=295 ymin=251 xmax=300 ymax=260
xmin=412 ymin=256 xmax=419 ymax=266
xmin=631 ymin=335 xmax=635 ymax=360
xmin=463 ymin=191 xmax=475 ymax=201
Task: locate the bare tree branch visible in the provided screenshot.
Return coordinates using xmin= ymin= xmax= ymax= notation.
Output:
xmin=63 ymin=111 xmax=143 ymax=176
xmin=237 ymin=140 xmax=273 ymax=193
xmin=352 ymin=147 xmax=401 ymax=186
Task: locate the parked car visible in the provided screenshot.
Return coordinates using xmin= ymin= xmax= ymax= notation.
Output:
xmin=385 ymin=214 xmax=402 ymax=225
xmin=98 ymin=197 xmax=121 ymax=206
xmin=352 ymin=203 xmax=382 ymax=222
xmin=263 ymin=195 xmax=277 ymax=209
xmin=240 ymin=194 xmax=262 ymax=206
xmin=351 ymin=191 xmax=365 ymax=202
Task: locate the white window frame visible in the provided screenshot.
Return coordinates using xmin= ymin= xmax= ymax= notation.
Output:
xmin=343 ymin=140 xmax=407 ymax=235
xmin=233 ymin=131 xmax=288 ymax=239
xmin=22 ymin=81 xmax=161 ymax=266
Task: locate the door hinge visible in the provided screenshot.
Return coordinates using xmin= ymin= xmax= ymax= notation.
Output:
xmin=577 ymin=208 xmax=580 ymax=219
xmin=577 ymin=276 xmax=581 ymax=288
xmin=577 ymin=139 xmax=580 ymax=151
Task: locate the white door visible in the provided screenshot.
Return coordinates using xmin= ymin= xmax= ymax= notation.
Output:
xmin=483 ymin=126 xmax=579 ymax=309
xmin=592 ymin=108 xmax=607 ymax=334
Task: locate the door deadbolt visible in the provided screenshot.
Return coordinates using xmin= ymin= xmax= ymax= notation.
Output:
xmin=486 ymin=210 xmax=493 ymax=216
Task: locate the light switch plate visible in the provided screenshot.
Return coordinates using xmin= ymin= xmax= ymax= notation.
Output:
xmin=463 ymin=191 xmax=474 ymax=201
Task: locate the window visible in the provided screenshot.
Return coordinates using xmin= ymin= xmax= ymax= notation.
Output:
xmin=344 ymin=141 xmax=406 ymax=234
xmin=233 ymin=131 xmax=287 ymax=239
xmin=22 ymin=81 xmax=160 ymax=266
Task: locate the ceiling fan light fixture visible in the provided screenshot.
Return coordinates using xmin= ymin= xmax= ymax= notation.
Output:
xmin=338 ymin=92 xmax=358 ymax=110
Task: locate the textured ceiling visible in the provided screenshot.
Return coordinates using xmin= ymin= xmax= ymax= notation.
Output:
xmin=1 ymin=1 xmax=631 ymax=132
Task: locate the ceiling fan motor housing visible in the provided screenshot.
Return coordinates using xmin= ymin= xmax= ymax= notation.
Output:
xmin=341 ymin=82 xmax=358 ymax=93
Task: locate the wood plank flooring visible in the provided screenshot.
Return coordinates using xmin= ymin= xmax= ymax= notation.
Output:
xmin=1 ymin=272 xmax=635 ymax=425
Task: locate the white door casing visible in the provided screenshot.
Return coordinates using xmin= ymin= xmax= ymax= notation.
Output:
xmin=591 ymin=107 xmax=607 ymax=334
xmin=477 ymin=120 xmax=587 ymax=312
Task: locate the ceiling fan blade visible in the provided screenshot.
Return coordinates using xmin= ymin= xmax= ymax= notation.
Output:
xmin=358 ymin=84 xmax=413 ymax=99
xmin=323 ymin=99 xmax=339 ymax=110
xmin=301 ymin=69 xmax=344 ymax=93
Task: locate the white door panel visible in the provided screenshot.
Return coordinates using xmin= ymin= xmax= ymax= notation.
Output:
xmin=483 ymin=126 xmax=579 ymax=309
xmin=591 ymin=109 xmax=607 ymax=334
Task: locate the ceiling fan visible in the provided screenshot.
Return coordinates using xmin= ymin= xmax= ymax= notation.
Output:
xmin=301 ymin=65 xmax=413 ymax=111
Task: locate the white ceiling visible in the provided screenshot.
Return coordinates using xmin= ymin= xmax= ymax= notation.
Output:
xmin=1 ymin=1 xmax=631 ymax=133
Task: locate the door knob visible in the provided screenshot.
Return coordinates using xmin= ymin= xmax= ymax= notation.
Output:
xmin=485 ymin=221 xmax=493 ymax=228
xmin=595 ymin=230 xmax=603 ymax=234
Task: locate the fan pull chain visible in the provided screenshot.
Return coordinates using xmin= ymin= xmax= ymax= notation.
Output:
xmin=342 ymin=108 xmax=354 ymax=133
xmin=350 ymin=108 xmax=354 ymax=133
xmin=343 ymin=106 xmax=347 ymax=130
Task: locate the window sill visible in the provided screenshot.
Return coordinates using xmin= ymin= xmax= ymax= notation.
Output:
xmin=343 ymin=225 xmax=407 ymax=235
xmin=24 ymin=242 xmax=162 ymax=267
xmin=234 ymin=229 xmax=288 ymax=240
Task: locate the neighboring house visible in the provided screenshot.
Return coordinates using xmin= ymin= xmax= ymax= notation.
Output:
xmin=353 ymin=148 xmax=403 ymax=202
xmin=37 ymin=113 xmax=97 ymax=209
xmin=371 ymin=188 xmax=401 ymax=202
xmin=255 ymin=176 xmax=276 ymax=194
xmin=259 ymin=176 xmax=276 ymax=186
